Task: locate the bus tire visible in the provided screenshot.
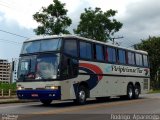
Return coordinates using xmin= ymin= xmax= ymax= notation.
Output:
xmin=40 ymin=99 xmax=52 ymax=105
xmin=74 ymin=86 xmax=87 ymax=105
xmin=134 ymin=84 xmax=140 ymax=99
xmin=127 ymin=84 xmax=134 ymax=100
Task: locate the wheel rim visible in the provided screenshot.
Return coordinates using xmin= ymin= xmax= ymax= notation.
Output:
xmin=135 ymin=89 xmax=139 ymax=95
xmin=135 ymin=88 xmax=139 ymax=96
xmin=128 ymin=88 xmax=133 ymax=98
xmin=79 ymin=90 xmax=86 ymax=102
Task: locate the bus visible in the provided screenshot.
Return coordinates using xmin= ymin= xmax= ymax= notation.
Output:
xmin=16 ymin=35 xmax=150 ymax=105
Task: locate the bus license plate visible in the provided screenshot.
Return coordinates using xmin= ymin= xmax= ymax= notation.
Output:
xmin=31 ymin=94 xmax=38 ymax=97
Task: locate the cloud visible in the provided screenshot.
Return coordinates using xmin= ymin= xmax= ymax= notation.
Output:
xmin=0 ymin=0 xmax=131 ymax=29
xmin=1 ymin=0 xmax=160 ymax=59
xmin=115 ymin=0 xmax=160 ymax=47
xmin=0 ymin=11 xmax=34 ymax=60
xmin=0 ymin=0 xmax=53 ymax=29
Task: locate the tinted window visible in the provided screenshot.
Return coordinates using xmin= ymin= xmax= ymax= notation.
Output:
xmin=136 ymin=53 xmax=143 ymax=66
xmin=94 ymin=44 xmax=104 ymax=61
xmin=41 ymin=39 xmax=61 ymax=51
xmin=80 ymin=42 xmax=92 ymax=59
xmin=61 ymin=55 xmax=78 ymax=79
xmin=21 ymin=41 xmax=40 ymax=54
xmin=21 ymin=39 xmax=62 ymax=54
xmin=118 ymin=49 xmax=126 ymax=64
xmin=143 ymin=55 xmax=148 ymax=67
xmin=64 ymin=39 xmax=77 ymax=57
xmin=128 ymin=52 xmax=135 ymax=65
xmin=106 ymin=47 xmax=116 ymax=63
xmin=18 ymin=56 xmax=37 ymax=80
xmin=36 ymin=55 xmax=59 ymax=79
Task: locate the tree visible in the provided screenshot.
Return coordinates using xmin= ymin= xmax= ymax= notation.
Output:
xmin=33 ymin=0 xmax=72 ymax=35
xmin=74 ymin=7 xmax=123 ymax=42
xmin=134 ymin=36 xmax=160 ymax=89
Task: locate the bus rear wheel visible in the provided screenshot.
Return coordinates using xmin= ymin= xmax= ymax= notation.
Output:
xmin=40 ymin=99 xmax=52 ymax=105
xmin=134 ymin=84 xmax=140 ymax=99
xmin=127 ymin=84 xmax=134 ymax=100
xmin=74 ymin=86 xmax=87 ymax=105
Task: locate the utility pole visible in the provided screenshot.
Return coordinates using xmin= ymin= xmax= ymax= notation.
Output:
xmin=112 ymin=36 xmax=124 ymax=45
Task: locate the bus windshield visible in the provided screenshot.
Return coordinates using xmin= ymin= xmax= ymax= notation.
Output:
xmin=21 ymin=38 xmax=61 ymax=54
xmin=18 ymin=54 xmax=59 ymax=81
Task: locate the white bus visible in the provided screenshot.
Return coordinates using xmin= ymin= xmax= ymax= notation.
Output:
xmin=16 ymin=35 xmax=150 ymax=105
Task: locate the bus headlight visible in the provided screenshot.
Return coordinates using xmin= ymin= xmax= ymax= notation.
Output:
xmin=45 ymin=86 xmax=59 ymax=90
xmin=17 ymin=86 xmax=24 ymax=90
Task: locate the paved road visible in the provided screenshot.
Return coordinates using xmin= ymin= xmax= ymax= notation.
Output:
xmin=0 ymin=94 xmax=160 ymax=120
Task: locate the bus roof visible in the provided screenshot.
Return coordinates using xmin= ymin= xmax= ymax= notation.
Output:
xmin=25 ymin=34 xmax=148 ymax=55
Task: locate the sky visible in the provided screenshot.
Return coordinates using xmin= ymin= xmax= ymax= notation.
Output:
xmin=0 ymin=0 xmax=160 ymax=61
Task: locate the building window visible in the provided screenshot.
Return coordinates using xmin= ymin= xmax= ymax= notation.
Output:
xmin=80 ymin=42 xmax=92 ymax=59
xmin=135 ymin=53 xmax=143 ymax=66
xmin=118 ymin=49 xmax=126 ymax=64
xmin=64 ymin=39 xmax=78 ymax=57
xmin=128 ymin=52 xmax=135 ymax=65
xmin=106 ymin=47 xmax=116 ymax=63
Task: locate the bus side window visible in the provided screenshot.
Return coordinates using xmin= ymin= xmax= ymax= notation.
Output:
xmin=118 ymin=49 xmax=126 ymax=64
xmin=135 ymin=53 xmax=143 ymax=66
xmin=64 ymin=39 xmax=78 ymax=57
xmin=61 ymin=55 xmax=78 ymax=79
xmin=93 ymin=44 xmax=104 ymax=61
xmin=107 ymin=47 xmax=116 ymax=63
xmin=143 ymin=55 xmax=148 ymax=67
xmin=80 ymin=41 xmax=92 ymax=60
xmin=128 ymin=52 xmax=135 ymax=65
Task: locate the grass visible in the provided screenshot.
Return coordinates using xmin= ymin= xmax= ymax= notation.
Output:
xmin=0 ymin=83 xmax=16 ymax=91
xmin=148 ymin=89 xmax=160 ymax=94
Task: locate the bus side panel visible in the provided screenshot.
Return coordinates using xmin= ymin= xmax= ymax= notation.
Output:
xmin=60 ymin=74 xmax=90 ymax=100
xmin=60 ymin=80 xmax=72 ymax=100
xmin=78 ymin=60 xmax=150 ymax=98
xmin=89 ymin=76 xmax=149 ymax=98
xmin=89 ymin=76 xmax=127 ymax=97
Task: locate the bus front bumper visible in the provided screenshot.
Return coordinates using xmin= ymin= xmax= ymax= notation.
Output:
xmin=16 ymin=90 xmax=61 ymax=100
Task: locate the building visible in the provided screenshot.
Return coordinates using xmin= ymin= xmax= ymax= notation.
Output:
xmin=11 ymin=58 xmax=19 ymax=83
xmin=0 ymin=59 xmax=11 ymax=83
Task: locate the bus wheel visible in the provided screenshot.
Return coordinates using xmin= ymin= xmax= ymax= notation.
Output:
xmin=40 ymin=99 xmax=52 ymax=105
xmin=127 ymin=84 xmax=134 ymax=100
xmin=75 ymin=86 xmax=87 ymax=105
xmin=134 ymin=84 xmax=140 ymax=99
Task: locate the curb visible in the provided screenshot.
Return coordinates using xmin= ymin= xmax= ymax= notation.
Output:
xmin=0 ymin=99 xmax=38 ymax=104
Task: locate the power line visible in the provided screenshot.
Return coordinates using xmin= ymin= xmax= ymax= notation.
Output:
xmin=117 ymin=38 xmax=139 ymax=48
xmin=0 ymin=29 xmax=29 ymax=39
xmin=0 ymin=39 xmax=22 ymax=44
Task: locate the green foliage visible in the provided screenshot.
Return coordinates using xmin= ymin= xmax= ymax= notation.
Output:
xmin=33 ymin=0 xmax=72 ymax=35
xmin=74 ymin=7 xmax=123 ymax=42
xmin=0 ymin=83 xmax=16 ymax=92
xmin=134 ymin=36 xmax=160 ymax=89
